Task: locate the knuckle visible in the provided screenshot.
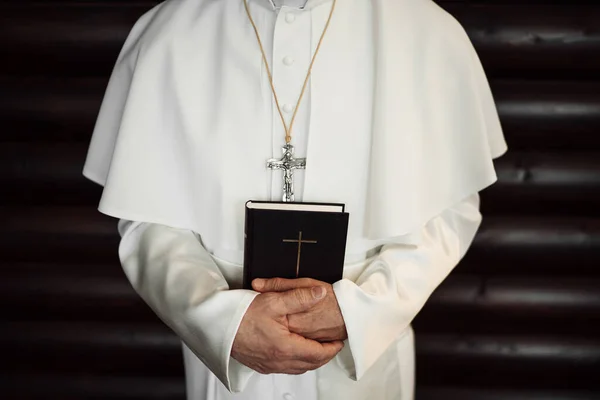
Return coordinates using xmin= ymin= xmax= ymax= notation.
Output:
xmin=270 ymin=295 xmax=287 ymax=313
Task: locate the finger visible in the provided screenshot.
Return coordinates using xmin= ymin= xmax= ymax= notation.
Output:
xmin=286 ymin=315 xmax=321 ymax=340
xmin=273 ymin=287 xmax=326 ymax=315
xmin=253 ymin=277 xmax=319 ymax=292
xmin=270 ymin=341 xmax=343 ymax=374
xmin=287 ymin=334 xmax=344 ymax=364
xmin=318 ymin=340 xmax=345 ymax=360
xmin=299 ymin=341 xmax=344 ymax=366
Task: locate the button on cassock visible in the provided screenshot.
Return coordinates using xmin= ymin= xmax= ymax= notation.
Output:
xmin=283 ymin=393 xmax=295 ymax=400
xmin=285 ymin=13 xmax=296 ymax=23
xmin=283 ymin=104 xmax=294 ymax=113
xmin=283 ymin=56 xmax=295 ymax=66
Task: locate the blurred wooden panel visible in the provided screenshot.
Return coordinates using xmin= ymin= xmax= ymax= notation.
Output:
xmin=461 ymin=216 xmax=600 ymax=275
xmin=0 ymin=206 xmax=118 ymax=263
xmin=417 ymin=387 xmax=599 ymax=400
xmin=0 ymin=265 xmax=156 ymax=323
xmin=416 ymin=334 xmax=600 ymax=388
xmin=0 ymin=322 xmax=183 ymax=376
xmin=415 ymin=276 xmax=600 ymax=335
xmin=0 ymin=4 xmax=145 ymax=77
xmin=0 ymin=374 xmax=184 ymax=400
xmin=494 ymin=80 xmax=600 ymax=151
xmin=443 ymin=4 xmax=600 ymax=79
xmin=0 ymin=77 xmax=104 ymax=142
xmin=482 ymin=152 xmax=600 ymax=216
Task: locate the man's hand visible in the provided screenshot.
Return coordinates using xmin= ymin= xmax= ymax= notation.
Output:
xmin=252 ymin=278 xmax=348 ymax=343
xmin=231 ymin=287 xmax=344 ymax=375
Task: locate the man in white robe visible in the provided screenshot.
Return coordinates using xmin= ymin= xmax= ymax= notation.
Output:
xmin=83 ymin=0 xmax=508 ymax=399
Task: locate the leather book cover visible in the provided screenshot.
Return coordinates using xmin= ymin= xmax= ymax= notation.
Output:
xmin=243 ymin=201 xmax=349 ymax=290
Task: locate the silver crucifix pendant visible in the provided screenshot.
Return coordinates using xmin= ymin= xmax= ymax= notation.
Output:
xmin=267 ymin=143 xmax=306 ymax=202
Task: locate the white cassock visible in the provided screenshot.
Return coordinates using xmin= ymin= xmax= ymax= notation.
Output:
xmin=83 ymin=0 xmax=508 ymax=399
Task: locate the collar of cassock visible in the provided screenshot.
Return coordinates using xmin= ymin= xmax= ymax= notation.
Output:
xmin=251 ymin=0 xmax=332 ymax=11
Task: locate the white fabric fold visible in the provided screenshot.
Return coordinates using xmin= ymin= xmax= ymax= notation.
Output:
xmin=118 ymin=221 xmax=259 ymax=392
xmin=365 ymin=1 xmax=506 ymax=239
xmin=116 ymin=190 xmax=480 ymax=397
xmin=83 ymin=0 xmax=506 ymax=256
xmin=332 ymin=193 xmax=482 ymax=380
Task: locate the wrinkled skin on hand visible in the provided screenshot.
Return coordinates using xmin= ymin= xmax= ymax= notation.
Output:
xmin=231 ymin=285 xmax=345 ymax=374
xmin=253 ymin=277 xmax=348 ymax=342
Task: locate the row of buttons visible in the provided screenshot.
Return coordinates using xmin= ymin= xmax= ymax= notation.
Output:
xmin=282 ymin=12 xmax=297 ymax=115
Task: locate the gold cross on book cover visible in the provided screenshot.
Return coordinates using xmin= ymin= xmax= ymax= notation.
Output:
xmin=283 ymin=231 xmax=318 ymax=278
xmin=242 ymin=201 xmax=349 ymax=289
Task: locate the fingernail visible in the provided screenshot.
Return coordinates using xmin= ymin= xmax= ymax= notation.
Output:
xmin=311 ymin=286 xmax=325 ymax=299
xmin=253 ymin=279 xmax=264 ymax=290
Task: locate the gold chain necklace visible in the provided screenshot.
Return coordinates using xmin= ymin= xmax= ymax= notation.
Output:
xmin=243 ymin=0 xmax=337 ymax=202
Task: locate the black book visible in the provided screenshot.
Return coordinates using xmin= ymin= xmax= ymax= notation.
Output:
xmin=243 ymin=201 xmax=349 ymax=290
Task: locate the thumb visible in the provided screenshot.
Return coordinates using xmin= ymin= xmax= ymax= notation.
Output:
xmin=274 ymin=286 xmax=326 ymax=315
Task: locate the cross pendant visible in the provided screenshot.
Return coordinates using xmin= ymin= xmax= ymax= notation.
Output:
xmin=267 ymin=143 xmax=306 ymax=202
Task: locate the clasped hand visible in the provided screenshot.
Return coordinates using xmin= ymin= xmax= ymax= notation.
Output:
xmin=231 ymin=278 xmax=348 ymax=375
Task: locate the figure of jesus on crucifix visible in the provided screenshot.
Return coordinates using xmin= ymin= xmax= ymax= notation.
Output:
xmin=267 ymin=143 xmax=306 ymax=202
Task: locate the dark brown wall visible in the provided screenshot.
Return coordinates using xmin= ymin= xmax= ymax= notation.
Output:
xmin=1 ymin=0 xmax=599 ymax=399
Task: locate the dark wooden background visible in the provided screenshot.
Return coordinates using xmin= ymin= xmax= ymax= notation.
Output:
xmin=1 ymin=0 xmax=600 ymax=399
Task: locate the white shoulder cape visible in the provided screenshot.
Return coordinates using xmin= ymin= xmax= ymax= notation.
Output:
xmin=84 ymin=0 xmax=507 ymax=260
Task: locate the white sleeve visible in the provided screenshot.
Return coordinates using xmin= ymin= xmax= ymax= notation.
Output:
xmin=332 ymin=193 xmax=482 ymax=380
xmin=117 ymin=221 xmax=259 ymax=393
